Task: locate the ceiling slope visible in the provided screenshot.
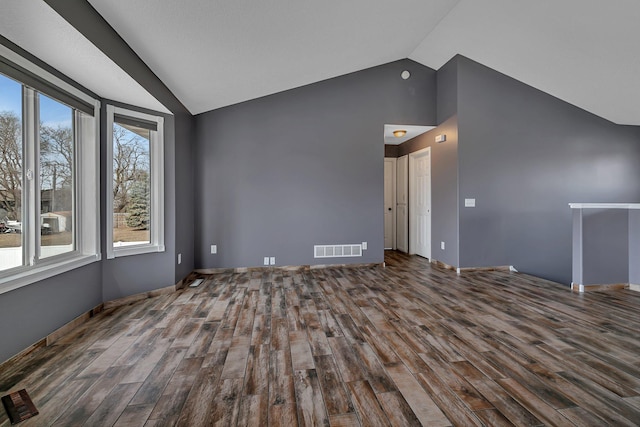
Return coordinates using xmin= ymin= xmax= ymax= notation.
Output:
xmin=410 ymin=0 xmax=640 ymax=125
xmin=4 ymin=1 xmax=640 ymax=125
xmin=87 ymin=0 xmax=460 ymax=115
xmin=0 ymin=0 xmax=168 ymax=114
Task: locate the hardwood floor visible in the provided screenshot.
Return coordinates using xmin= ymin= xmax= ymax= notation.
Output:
xmin=1 ymin=251 xmax=639 ymax=426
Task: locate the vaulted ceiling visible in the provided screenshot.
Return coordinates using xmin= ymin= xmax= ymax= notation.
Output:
xmin=3 ymin=1 xmax=640 ymax=124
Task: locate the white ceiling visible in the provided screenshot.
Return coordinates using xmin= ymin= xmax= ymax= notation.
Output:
xmin=87 ymin=0 xmax=459 ymax=115
xmin=0 ymin=0 xmax=169 ymax=114
xmin=384 ymin=125 xmax=435 ymax=145
xmin=410 ymin=0 xmax=640 ymax=126
xmin=3 ymin=1 xmax=640 ymax=125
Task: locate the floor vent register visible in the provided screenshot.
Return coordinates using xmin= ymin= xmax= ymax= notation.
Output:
xmin=2 ymin=389 xmax=38 ymax=424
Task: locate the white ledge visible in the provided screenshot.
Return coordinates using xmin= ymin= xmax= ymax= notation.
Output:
xmin=0 ymin=254 xmax=101 ymax=295
xmin=569 ymin=203 xmax=640 ymax=209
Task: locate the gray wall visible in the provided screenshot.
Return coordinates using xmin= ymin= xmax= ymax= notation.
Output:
xmin=342 ymin=55 xmax=640 ymax=284
xmin=454 ymin=56 xmax=640 ymax=283
xmin=571 ymin=209 xmax=583 ymax=285
xmin=100 ymin=100 xmax=177 ymax=301
xmin=582 ymin=209 xmax=629 ymax=285
xmin=0 ymin=264 xmax=103 ymax=364
xmin=174 ymin=112 xmax=195 ymax=282
xmin=630 ymin=210 xmax=640 ymax=285
xmin=194 ymin=60 xmax=437 ymax=269
xmin=436 ymin=57 xmax=458 ymax=124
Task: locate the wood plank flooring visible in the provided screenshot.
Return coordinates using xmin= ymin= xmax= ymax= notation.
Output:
xmin=1 ymin=251 xmax=640 ymax=426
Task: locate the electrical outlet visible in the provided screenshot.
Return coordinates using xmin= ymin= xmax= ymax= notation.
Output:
xmin=211 ymin=244 xmax=217 ymax=254
xmin=270 ymin=257 xmax=276 ymax=265
xmin=362 ymin=242 xmax=367 ymax=250
xmin=263 ymin=257 xmax=269 ymax=265
xmin=177 ymin=253 xmax=182 ymax=264
xmin=441 ymin=241 xmax=445 ymax=250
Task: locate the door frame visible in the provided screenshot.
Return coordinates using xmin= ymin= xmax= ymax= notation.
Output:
xmin=383 ymin=157 xmax=397 ymax=250
xmin=396 ymin=155 xmax=408 ymax=253
xmin=409 ymin=147 xmax=431 ymax=259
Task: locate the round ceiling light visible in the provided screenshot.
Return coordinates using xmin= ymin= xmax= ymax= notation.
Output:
xmin=401 ymin=70 xmax=411 ymax=80
xmin=393 ymin=129 xmax=407 ymax=138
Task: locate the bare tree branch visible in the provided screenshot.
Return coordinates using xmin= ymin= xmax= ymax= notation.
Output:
xmin=112 ymin=125 xmax=149 ymax=213
xmin=0 ymin=111 xmax=22 ymax=220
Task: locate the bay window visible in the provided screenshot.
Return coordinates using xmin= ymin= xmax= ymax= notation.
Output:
xmin=0 ymin=45 xmax=99 ymax=293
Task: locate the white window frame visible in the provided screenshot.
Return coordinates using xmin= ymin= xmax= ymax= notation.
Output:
xmin=106 ymin=105 xmax=164 ymax=259
xmin=0 ymin=44 xmax=100 ymax=295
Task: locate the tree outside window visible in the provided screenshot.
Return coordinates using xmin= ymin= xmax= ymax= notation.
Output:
xmin=0 ymin=111 xmax=21 ymax=223
xmin=112 ymin=122 xmax=151 ymax=245
xmin=0 ymin=74 xmax=23 ymax=272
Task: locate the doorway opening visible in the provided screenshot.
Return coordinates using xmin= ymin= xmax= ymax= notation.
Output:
xmin=383 ymin=124 xmax=433 ymax=256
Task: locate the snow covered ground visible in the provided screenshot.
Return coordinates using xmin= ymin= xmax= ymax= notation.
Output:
xmin=0 ymin=244 xmax=74 ymax=270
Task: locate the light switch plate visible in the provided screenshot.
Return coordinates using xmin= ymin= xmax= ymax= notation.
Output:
xmin=211 ymin=244 xmax=217 ymax=254
xmin=362 ymin=242 xmax=367 ymax=250
xmin=270 ymin=257 xmax=276 ymax=265
xmin=263 ymin=257 xmax=269 ymax=265
xmin=464 ymin=198 xmax=476 ymax=207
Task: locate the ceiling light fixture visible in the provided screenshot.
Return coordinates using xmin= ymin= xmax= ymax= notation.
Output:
xmin=393 ymin=129 xmax=407 ymax=138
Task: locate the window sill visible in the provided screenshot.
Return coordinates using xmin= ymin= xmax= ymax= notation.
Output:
xmin=107 ymin=244 xmax=165 ymax=259
xmin=0 ymin=254 xmax=101 ymax=296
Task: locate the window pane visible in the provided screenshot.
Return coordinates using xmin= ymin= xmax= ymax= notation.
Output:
xmin=0 ymin=73 xmax=23 ymax=271
xmin=112 ymin=122 xmax=151 ymax=246
xmin=39 ymin=94 xmax=74 ymax=258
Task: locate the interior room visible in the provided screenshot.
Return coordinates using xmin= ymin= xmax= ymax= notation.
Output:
xmin=1 ymin=1 xmax=639 ymax=425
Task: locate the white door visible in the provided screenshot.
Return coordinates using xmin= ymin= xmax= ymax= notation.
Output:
xmin=384 ymin=158 xmax=396 ymax=249
xmin=396 ymin=155 xmax=408 ymax=253
xmin=409 ymin=148 xmax=431 ymax=259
